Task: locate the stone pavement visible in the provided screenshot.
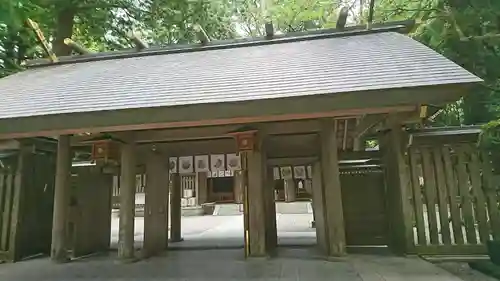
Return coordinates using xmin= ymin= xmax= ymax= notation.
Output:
xmin=110 ymin=213 xmax=317 ymax=249
xmin=0 ymin=213 xmax=480 ymax=280
xmin=0 ymin=248 xmax=468 ymax=281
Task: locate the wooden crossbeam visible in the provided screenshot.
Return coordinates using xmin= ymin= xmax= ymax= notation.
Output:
xmin=63 ymin=38 xmax=92 ymax=55
xmin=193 ymin=24 xmax=210 ymax=45
xmin=353 ymin=114 xmax=386 ymax=138
xmin=26 ymin=19 xmax=58 ymax=62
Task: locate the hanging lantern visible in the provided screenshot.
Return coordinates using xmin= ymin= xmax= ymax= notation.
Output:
xmin=226 ymin=126 xmax=258 ymax=152
xmin=81 ymin=134 xmax=123 ymax=163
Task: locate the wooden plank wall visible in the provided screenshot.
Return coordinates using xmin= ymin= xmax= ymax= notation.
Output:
xmin=15 ymin=151 xmax=56 ymax=261
xmin=408 ymin=143 xmax=500 ymax=255
xmin=0 ymin=166 xmax=16 ymax=260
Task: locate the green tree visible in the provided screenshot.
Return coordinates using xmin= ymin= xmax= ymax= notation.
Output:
xmin=235 ymin=0 xmax=348 ymax=36
xmin=0 ymin=0 xmax=237 ymax=77
xmin=372 ymin=0 xmax=500 ymax=125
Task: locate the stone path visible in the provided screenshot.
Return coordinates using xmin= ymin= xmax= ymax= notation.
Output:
xmin=0 ymin=248 xmax=469 ymax=281
xmin=0 ymin=213 xmax=487 ymax=280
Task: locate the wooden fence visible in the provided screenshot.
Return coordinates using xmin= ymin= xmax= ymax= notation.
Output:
xmin=407 ymin=143 xmax=500 ymax=255
xmin=181 ymin=174 xmax=197 ymax=207
xmin=112 ymin=174 xmax=197 ymax=208
xmin=0 ymin=144 xmax=56 ymax=263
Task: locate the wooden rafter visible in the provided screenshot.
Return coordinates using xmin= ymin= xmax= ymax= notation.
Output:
xmin=64 ymin=38 xmax=92 ymax=55
xmin=127 ymin=31 xmax=149 ymax=51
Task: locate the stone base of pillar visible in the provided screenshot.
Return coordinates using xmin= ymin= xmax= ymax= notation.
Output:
xmin=51 ymin=255 xmax=71 ymax=263
xmin=115 ymin=256 xmax=140 ymax=264
xmin=169 ymin=238 xmax=184 ymax=243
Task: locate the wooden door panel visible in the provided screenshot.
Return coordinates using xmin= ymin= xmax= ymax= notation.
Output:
xmin=341 ymin=169 xmax=388 ymax=246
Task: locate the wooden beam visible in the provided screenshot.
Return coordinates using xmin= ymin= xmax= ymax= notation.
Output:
xmin=26 ymin=18 xmax=58 ymax=62
xmin=384 ymin=111 xmax=421 ymax=128
xmin=137 ymin=138 xmax=237 ymax=157
xmin=0 ymin=97 xmax=419 ymax=140
xmin=131 ymin=134 xmax=319 ymax=161
xmin=193 ymin=24 xmax=210 ymax=45
xmin=71 ymin=120 xmax=323 ymax=145
xmin=353 ymin=114 xmax=387 ymax=138
xmin=127 ymin=31 xmax=149 ymax=51
xmin=63 ymin=38 xmax=92 ymax=55
xmin=0 ymin=140 xmax=20 ymax=150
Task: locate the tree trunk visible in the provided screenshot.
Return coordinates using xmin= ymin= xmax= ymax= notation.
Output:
xmin=52 ymin=8 xmax=76 ymax=56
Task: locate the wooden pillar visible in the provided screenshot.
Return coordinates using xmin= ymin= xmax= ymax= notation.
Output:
xmin=265 ymin=166 xmax=278 ymax=251
xmin=305 ymin=179 xmax=313 ymax=194
xmin=95 ymin=171 xmax=113 ymax=252
xmin=196 ymin=172 xmax=208 ymax=205
xmin=143 ymin=152 xmax=169 ymax=257
xmin=118 ymin=140 xmax=136 ymax=260
xmin=319 ymin=119 xmax=346 ymax=256
xmin=284 ymin=179 xmax=296 ymax=202
xmin=51 ymin=135 xmax=71 ymax=262
xmin=379 ymin=125 xmax=413 ymax=254
xmin=311 ymin=161 xmax=328 ymax=254
xmin=233 ymin=171 xmax=244 ymax=204
xmin=170 ymin=173 xmax=183 ymax=242
xmin=246 ymin=139 xmax=267 ymax=257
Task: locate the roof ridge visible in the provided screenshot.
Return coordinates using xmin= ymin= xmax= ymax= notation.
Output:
xmin=27 ymin=20 xmax=415 ymax=68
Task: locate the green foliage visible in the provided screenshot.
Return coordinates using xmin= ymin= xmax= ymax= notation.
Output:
xmin=374 ymin=0 xmax=500 ymax=126
xmin=235 ymin=0 xmax=344 ymax=36
xmin=0 ymin=0 xmax=238 ymax=76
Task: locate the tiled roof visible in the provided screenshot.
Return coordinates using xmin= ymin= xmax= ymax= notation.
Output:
xmin=0 ymin=31 xmax=481 ymax=120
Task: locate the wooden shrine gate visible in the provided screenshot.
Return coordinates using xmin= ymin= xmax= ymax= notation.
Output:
xmin=339 ymin=152 xmax=389 ymax=246
xmin=0 ymin=139 xmax=56 ymax=262
xmin=406 ymin=136 xmax=500 ymax=255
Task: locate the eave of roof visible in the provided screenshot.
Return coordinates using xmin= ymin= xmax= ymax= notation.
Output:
xmin=26 ymin=20 xmax=415 ymax=68
xmin=407 ymin=126 xmax=482 ymax=137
